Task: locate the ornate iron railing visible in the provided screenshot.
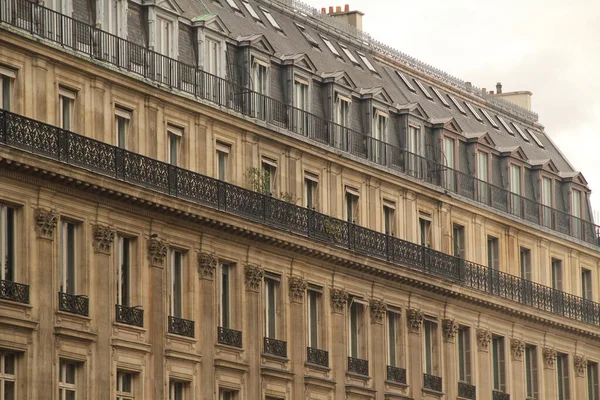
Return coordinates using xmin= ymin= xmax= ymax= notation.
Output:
xmin=168 ymin=316 xmax=194 ymax=338
xmin=306 ymin=347 xmax=329 ymax=367
xmin=58 ymin=292 xmax=89 ymax=316
xmin=492 ymin=390 xmax=510 ymax=400
xmin=0 ymin=279 xmax=29 ymax=303
xmin=2 ymin=110 xmax=600 ymax=328
xmin=347 ymin=357 xmax=369 ymax=376
xmin=217 ymin=326 xmax=242 ymax=348
xmin=423 ymin=373 xmax=442 ymax=392
xmin=115 ymin=304 xmax=143 ymax=327
xmin=458 ymin=381 xmax=476 ymax=399
xmin=0 ymin=0 xmax=595 ymax=247
xmin=386 ymin=366 xmax=406 ymax=384
xmin=263 ymin=337 xmax=287 ymax=358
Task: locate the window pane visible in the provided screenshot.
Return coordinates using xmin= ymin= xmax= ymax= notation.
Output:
xmin=66 ymin=362 xmax=76 ymax=384
xmin=4 ymin=353 xmax=15 ymax=375
xmin=4 ymin=381 xmax=15 ymax=400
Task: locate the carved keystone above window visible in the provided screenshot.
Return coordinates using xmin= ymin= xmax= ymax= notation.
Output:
xmin=442 ymin=319 xmax=458 ymax=342
xmin=543 ymin=347 xmax=557 ymax=369
xmin=476 ymin=329 xmax=492 ymax=352
xmin=34 ymin=208 xmax=57 ymax=240
xmin=197 ymin=252 xmax=217 ymax=280
xmin=330 ymin=288 xmax=348 ymax=313
xmin=244 ymin=264 xmax=264 ymax=292
xmin=510 ymin=339 xmax=525 ymax=361
xmin=147 ymin=238 xmax=168 ymax=268
xmin=92 ymin=225 xmax=116 ymax=254
xmin=288 ymin=276 xmax=307 ymax=303
xmin=407 ymin=309 xmax=423 ymax=333
xmin=574 ymin=355 xmax=587 ymax=377
xmin=369 ymin=299 xmax=386 ymax=324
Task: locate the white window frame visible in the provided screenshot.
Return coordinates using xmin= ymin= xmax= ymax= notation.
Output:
xmin=525 ymin=345 xmax=539 ymax=399
xmin=264 ymin=273 xmax=280 ymax=339
xmin=557 ymin=353 xmax=570 ymax=400
xmin=457 ymin=326 xmax=471 ymax=383
xmin=487 ymin=235 xmax=499 ymax=270
xmin=413 ymin=79 xmax=433 ymax=100
xmin=217 ymin=262 xmax=232 ymax=328
xmin=115 ymin=107 xmax=131 ymax=150
xmin=448 ymin=95 xmax=466 ymax=114
xmin=348 ymin=297 xmax=366 ymax=359
xmin=216 ymin=142 xmax=231 ymax=182
xmin=306 ymin=286 xmax=321 ymax=349
xmin=259 ymin=7 xmax=281 ymax=30
xmin=321 ymin=36 xmax=341 ymax=57
xmin=552 ymin=258 xmax=563 ymax=291
xmin=59 ymin=87 xmax=76 ymax=131
xmin=293 ymin=76 xmax=310 ymax=135
xmin=241 ymin=0 xmax=261 ymax=20
xmin=0 ymin=66 xmax=16 ymax=111
xmin=423 ymin=319 xmax=438 ymax=375
xmin=0 ymin=352 xmax=16 ymax=400
xmin=304 ymin=173 xmax=318 ymax=211
xmin=261 ymin=158 xmax=277 ymax=195
xmin=169 ymin=249 xmax=183 ymax=318
xmin=339 ymin=43 xmax=359 ymax=64
xmin=396 ymin=71 xmax=416 ymax=92
xmin=480 ymin=108 xmax=500 ymax=129
xmin=345 ymin=186 xmax=360 ymax=223
xmin=386 ymin=309 xmax=401 ymax=367
xmin=431 ymin=86 xmax=450 ymax=107
xmin=582 ymin=268 xmax=593 ymax=301
xmin=419 ymin=214 xmax=432 ymax=247
xmin=168 ymin=380 xmax=188 ymax=400
xmin=0 ymin=205 xmax=16 ymax=281
xmin=382 ymin=200 xmax=395 ymax=235
xmin=296 ymin=24 xmax=319 ymax=48
xmin=465 ymin=102 xmax=483 ymax=122
xmin=102 ymin=0 xmax=128 ymax=37
xmin=116 ymin=236 xmax=131 ymax=306
xmin=224 ymin=0 xmax=240 ymax=11
xmin=60 ymin=220 xmax=77 ymax=294
xmin=492 ymin=336 xmax=506 ymax=392
xmin=58 ymin=359 xmax=78 ymax=400
xmin=150 ymin=10 xmax=178 ymax=59
xmin=357 ymin=51 xmax=376 ymax=72
xmin=167 ymin=125 xmax=183 ymax=166
xmin=116 ymin=370 xmax=135 ymax=400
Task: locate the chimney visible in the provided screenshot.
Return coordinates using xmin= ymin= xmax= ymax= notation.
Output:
xmin=336 ymin=5 xmax=341 ymax=12
xmin=496 ymin=82 xmax=502 ymax=94
xmin=494 ymin=89 xmax=533 ymax=111
xmin=326 ymin=4 xmax=365 ymax=30
xmin=321 ymin=7 xmax=326 ymax=14
xmin=489 ymin=90 xmax=494 ymax=95
xmin=344 ymin=4 xmax=349 ymax=12
xmin=329 ymin=6 xmax=334 ymax=13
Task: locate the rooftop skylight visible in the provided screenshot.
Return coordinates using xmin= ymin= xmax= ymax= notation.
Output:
xmin=225 ymin=0 xmax=240 ymax=11
xmin=396 ymin=71 xmax=416 ymax=92
xmin=296 ymin=24 xmax=319 ymax=48
xmin=512 ymin=122 xmax=530 ymax=142
xmin=321 ymin=36 xmax=341 ymax=57
xmin=241 ymin=0 xmax=261 ymax=20
xmin=497 ymin=116 xmax=514 ymax=135
xmin=339 ymin=43 xmax=359 ymax=64
xmin=414 ymin=79 xmax=433 ymax=100
xmin=480 ymin=109 xmax=499 ymax=129
xmin=526 ymin=128 xmax=545 ymax=148
xmin=357 ymin=51 xmax=377 ymax=73
xmin=465 ymin=102 xmax=482 ymax=122
xmin=260 ymin=7 xmax=281 ymax=30
xmin=431 ymin=87 xmax=450 ymax=107
xmin=448 ymin=95 xmax=466 ymax=115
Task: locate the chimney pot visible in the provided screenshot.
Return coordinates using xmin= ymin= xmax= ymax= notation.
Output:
xmin=329 ymin=6 xmax=334 ymax=13
xmin=321 ymin=7 xmax=326 ymax=13
xmin=482 ymin=88 xmax=486 ymax=94
xmin=336 ymin=5 xmax=342 ymax=12
xmin=344 ymin=4 xmax=349 ymax=12
xmin=496 ymin=82 xmax=503 ymax=94
xmin=489 ymin=90 xmax=494 ymax=94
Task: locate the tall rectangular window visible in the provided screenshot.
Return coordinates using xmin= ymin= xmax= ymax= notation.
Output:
xmin=383 ymin=202 xmax=395 ymax=235
xmin=0 ymin=205 xmax=15 ymax=282
xmin=59 ymin=359 xmax=78 ymax=400
xmin=525 ymin=345 xmax=538 ymax=399
xmin=387 ymin=310 xmax=401 ymax=367
xmin=59 ymin=88 xmax=76 ymax=131
xmin=0 ymin=352 xmax=16 ymax=400
xmin=294 ymin=78 xmax=309 ymax=135
xmin=588 ymin=362 xmax=599 ymax=400
xmin=335 ymin=96 xmax=350 ymax=150
xmin=452 ymin=223 xmax=465 ymax=258
xmin=492 ymin=336 xmax=506 ymax=392
xmin=372 ymin=112 xmax=387 ymax=162
xmin=264 ymin=274 xmax=280 ymax=339
xmin=105 ymin=0 xmax=127 ymax=37
xmin=542 ymin=177 xmax=553 ymax=227
xmin=443 ymin=137 xmax=455 ymax=190
xmin=345 ymin=188 xmax=359 ymax=223
xmin=557 ymin=353 xmax=570 ymax=400
xmin=60 ymin=221 xmax=77 ymax=294
xmin=348 ymin=299 xmax=365 ymax=359
xmin=582 ymin=269 xmax=593 ymax=301
xmin=169 ymin=250 xmax=183 ymax=318
xmin=216 ymin=142 xmax=230 ymax=182
xmin=408 ymin=125 xmax=422 ymax=176
xmin=457 ymin=326 xmax=471 ymax=383
xmin=253 ymin=62 xmax=268 ymax=119
xmin=116 ymin=370 xmax=134 ymax=400
xmin=204 ymin=38 xmax=220 ymax=76
xmin=520 ymin=247 xmax=531 ymax=281
xmin=572 ymin=189 xmax=582 ymax=238
xmin=307 ymin=287 xmax=321 ymax=349
xmin=116 ymin=236 xmax=130 ymax=306
xmin=304 ymin=174 xmax=318 ymax=210
xmin=219 ymin=389 xmax=238 ymax=400
xmin=487 ymin=236 xmax=499 ymax=270
xmin=115 ymin=108 xmax=131 ymax=150
xmin=261 ymin=159 xmax=277 ymax=195
xmin=423 ymin=320 xmax=438 ymax=375
xmin=419 ymin=215 xmax=432 ymax=247
xmin=552 ymin=258 xmax=563 ymax=291
xmin=156 ymin=17 xmax=173 ymax=57
xmin=167 ymin=125 xmax=182 ymax=166
xmin=0 ymin=67 xmax=16 ymax=111
xmin=478 ymin=151 xmax=489 ymax=203
xmin=218 ymin=263 xmax=232 ymax=328
xmin=168 ymin=380 xmax=187 ymax=400
xmin=510 ymin=165 xmax=522 ymax=215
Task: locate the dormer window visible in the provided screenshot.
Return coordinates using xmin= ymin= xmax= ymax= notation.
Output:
xmin=357 ymin=51 xmax=376 ymax=73
xmin=321 ymin=36 xmax=341 ymax=57
xmin=339 ymin=43 xmax=359 ymax=65
xmin=541 ymin=177 xmax=552 ymax=227
xmin=372 ymin=111 xmax=387 ymax=163
xmin=204 ymin=37 xmax=221 ymax=76
xmin=510 ymin=165 xmax=522 ymax=216
xmin=253 ymin=60 xmax=269 ymax=119
xmin=155 ymin=16 xmax=174 ymax=57
xmin=241 ymin=0 xmax=261 ymax=21
xmin=296 ymin=24 xmax=319 ymax=48
xmin=335 ymin=94 xmax=351 ymax=150
xmin=103 ymin=0 xmax=127 ymax=37
xmin=443 ymin=137 xmax=455 ymax=191
xmin=477 ymin=151 xmax=489 ymax=203
xmin=572 ymin=189 xmax=582 ymax=238
xmin=260 ymin=7 xmax=281 ymax=30
xmin=293 ymin=77 xmax=309 ymax=135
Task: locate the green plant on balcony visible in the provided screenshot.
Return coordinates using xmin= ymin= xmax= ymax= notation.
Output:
xmin=245 ymin=167 xmax=298 ymax=204
xmin=322 ymin=219 xmax=343 ymax=242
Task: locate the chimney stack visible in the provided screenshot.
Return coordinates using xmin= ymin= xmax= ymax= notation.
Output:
xmin=344 ymin=4 xmax=349 ymax=12
xmin=324 ymin=4 xmax=364 ymax=30
xmin=321 ymin=7 xmax=326 ymax=14
xmin=496 ymin=82 xmax=502 ymax=94
xmin=329 ymin=6 xmax=334 ymax=13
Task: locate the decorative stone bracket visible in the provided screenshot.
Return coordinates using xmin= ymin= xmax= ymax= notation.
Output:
xmin=34 ymin=208 xmax=58 ymax=240
xmin=92 ymin=225 xmax=116 ymax=254
xmin=476 ymin=329 xmax=492 ymax=352
xmin=510 ymin=339 xmax=525 ymax=361
xmin=289 ymin=276 xmax=308 ymax=303
xmin=442 ymin=319 xmax=458 ymax=342
xmin=369 ymin=299 xmax=386 ymax=324
xmin=147 ymin=237 xmax=168 ymax=268
xmin=574 ymin=355 xmax=587 ymax=377
xmin=330 ymin=288 xmax=349 ymax=313
xmin=543 ymin=347 xmax=557 ymax=369
xmin=197 ymin=252 xmax=217 ymax=280
xmin=244 ymin=264 xmax=264 ymax=292
xmin=407 ymin=309 xmax=423 ymax=334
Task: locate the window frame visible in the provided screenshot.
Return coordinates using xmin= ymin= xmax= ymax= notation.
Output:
xmin=320 ymin=36 xmax=341 ymax=57
xmin=344 ymin=186 xmax=360 ymax=223
xmin=60 ymin=220 xmax=78 ymax=294
xmin=525 ymin=344 xmax=539 ymax=399
xmin=348 ymin=296 xmax=366 ymax=359
xmin=215 ymin=141 xmax=231 ymax=182
xmin=0 ymin=351 xmax=16 ymax=400
xmin=487 ymin=235 xmax=500 ymax=270
xmin=58 ymin=87 xmax=77 ymax=131
xmin=116 ymin=369 xmax=135 ymax=400
xmin=382 ymin=200 xmax=396 ymax=235
xmin=306 ymin=285 xmax=322 ymax=349
xmin=116 ymin=235 xmax=131 ymax=306
xmin=386 ymin=308 xmax=402 ymax=368
xmin=169 ymin=249 xmax=184 ymax=318
xmin=423 ymin=319 xmax=439 ymax=376
xmin=0 ymin=66 xmax=16 ymax=111
xmin=0 ymin=204 xmax=16 ymax=282
xmin=304 ymin=172 xmax=319 ymax=211
xmin=419 ymin=214 xmax=432 ymax=248
xmin=452 ymin=223 xmax=466 ymax=259
xmin=167 ymin=125 xmax=183 ymax=167
xmin=115 ymin=107 xmax=131 ymax=150
xmin=58 ymin=359 xmax=78 ymax=400
xmin=217 ymin=262 xmax=234 ymax=329
xmin=491 ymin=335 xmax=506 ymax=392
xmin=457 ymin=325 xmax=471 ymax=383
xmin=556 ymin=353 xmax=570 ymax=400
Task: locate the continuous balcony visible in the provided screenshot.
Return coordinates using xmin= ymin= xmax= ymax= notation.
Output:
xmin=1 ymin=0 xmax=597 ymax=248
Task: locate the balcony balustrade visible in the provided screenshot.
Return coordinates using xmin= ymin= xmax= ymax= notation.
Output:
xmin=492 ymin=390 xmax=510 ymax=400
xmin=58 ymin=292 xmax=89 ymax=316
xmin=115 ymin=304 xmax=144 ymax=327
xmin=386 ymin=366 xmax=407 ymax=384
xmin=347 ymin=357 xmax=369 ymax=376
xmin=217 ymin=326 xmax=243 ymax=348
xmin=306 ymin=347 xmax=329 ymax=367
xmin=168 ymin=316 xmax=195 ymax=338
xmin=458 ymin=381 xmax=476 ymax=399
xmin=263 ymin=337 xmax=287 ymax=358
xmin=0 ymin=279 xmax=29 ymax=304
xmin=423 ymin=373 xmax=442 ymax=392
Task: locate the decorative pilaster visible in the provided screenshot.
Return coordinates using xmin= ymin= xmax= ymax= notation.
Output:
xmin=92 ymin=225 xmax=116 ymax=254
xmin=197 ymin=252 xmax=217 ymax=280
xmin=476 ymin=329 xmax=492 ymax=352
xmin=442 ymin=319 xmax=459 ymax=342
xmin=330 ymin=288 xmax=349 ymax=313
xmin=407 ymin=309 xmax=423 ymax=333
xmin=574 ymin=355 xmax=587 ymax=377
xmin=288 ymin=276 xmax=307 ymax=303
xmin=510 ymin=339 xmax=525 ymax=361
xmin=244 ymin=264 xmax=264 ymax=292
xmin=34 ymin=208 xmax=58 ymax=240
xmin=369 ymin=299 xmax=386 ymax=324
xmin=543 ymin=348 xmax=557 ymax=369
xmin=147 ymin=238 xmax=168 ymax=268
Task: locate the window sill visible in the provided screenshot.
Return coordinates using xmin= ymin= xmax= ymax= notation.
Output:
xmin=216 ymin=342 xmax=244 ymax=352
xmin=304 ymin=361 xmax=330 ymax=372
xmin=261 ymin=352 xmax=289 ymax=362
xmin=56 ymin=310 xmax=92 ymax=321
xmin=166 ymin=332 xmax=196 ymax=344
xmin=421 ymin=387 xmax=444 ymax=397
xmin=346 ymin=371 xmax=371 ymax=381
xmin=113 ymin=321 xmax=146 ymax=333
xmin=385 ymin=379 xmax=408 ymax=389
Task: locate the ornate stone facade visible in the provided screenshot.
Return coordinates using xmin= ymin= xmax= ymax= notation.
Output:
xmin=92 ymin=225 xmax=116 ymax=254
xmin=330 ymin=288 xmax=349 ymax=313
xmin=407 ymin=309 xmax=423 ymax=333
xmin=574 ymin=355 xmax=587 ymax=377
xmin=197 ymin=252 xmax=217 ymax=280
xmin=476 ymin=329 xmax=492 ymax=352
xmin=288 ymin=276 xmax=308 ymax=302
xmin=369 ymin=299 xmax=386 ymax=324
xmin=543 ymin=348 xmax=557 ymax=369
xmin=244 ymin=264 xmax=264 ymax=292
xmin=510 ymin=339 xmax=525 ymax=361
xmin=442 ymin=319 xmax=458 ymax=342
xmin=34 ymin=208 xmax=57 ymax=240
xmin=147 ymin=238 xmax=168 ymax=268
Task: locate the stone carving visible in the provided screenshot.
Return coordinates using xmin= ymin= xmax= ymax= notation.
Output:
xmin=574 ymin=355 xmax=587 ymax=377
xmin=543 ymin=347 xmax=557 ymax=369
xmin=92 ymin=225 xmax=116 ymax=254
xmin=369 ymin=299 xmax=386 ymax=324
xmin=289 ymin=276 xmax=308 ymax=302
xmin=510 ymin=339 xmax=525 ymax=361
xmin=34 ymin=208 xmax=57 ymax=240
xmin=330 ymin=288 xmax=349 ymax=313
xmin=244 ymin=264 xmax=264 ymax=291
xmin=197 ymin=252 xmax=217 ymax=279
xmin=476 ymin=329 xmax=492 ymax=352
xmin=442 ymin=319 xmax=459 ymax=342
xmin=407 ymin=309 xmax=424 ymax=333
xmin=147 ymin=238 xmax=168 ymax=268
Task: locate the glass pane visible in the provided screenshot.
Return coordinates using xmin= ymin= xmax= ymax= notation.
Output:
xmin=4 ymin=353 xmax=15 ymax=375
xmin=4 ymin=381 xmax=15 ymax=400
xmin=66 ymin=363 xmax=76 ymax=384
xmin=66 ymin=390 xmax=76 ymax=400
xmin=122 ymin=372 xmax=132 ymax=392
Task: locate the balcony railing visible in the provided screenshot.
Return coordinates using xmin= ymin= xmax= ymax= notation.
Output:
xmin=58 ymin=292 xmax=89 ymax=316
xmin=217 ymin=326 xmax=242 ymax=348
xmin=306 ymin=347 xmax=329 ymax=367
xmin=492 ymin=390 xmax=510 ymax=400
xmin=458 ymin=381 xmax=476 ymax=399
xmin=0 ymin=279 xmax=29 ymax=303
xmin=263 ymin=337 xmax=287 ymax=358
xmin=2 ymin=109 xmax=600 ymax=328
xmin=167 ymin=316 xmax=194 ymax=338
xmin=386 ymin=365 xmax=407 ymax=384
xmin=1 ymin=0 xmax=597 ymax=248
xmin=115 ymin=304 xmax=143 ymax=327
xmin=423 ymin=373 xmax=442 ymax=392
xmin=348 ymin=357 xmax=369 ymax=376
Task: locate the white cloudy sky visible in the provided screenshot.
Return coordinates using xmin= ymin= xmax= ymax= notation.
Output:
xmin=308 ymin=0 xmax=600 ymax=220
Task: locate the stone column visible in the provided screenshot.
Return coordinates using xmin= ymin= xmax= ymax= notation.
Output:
xmin=197 ymin=252 xmax=217 ymax=400
xmin=538 ymin=239 xmax=550 ymax=285
xmin=476 ymin=329 xmax=492 ymax=399
xmin=244 ymin=264 xmax=264 ymax=400
xmin=573 ymin=355 xmax=588 ymax=400
xmin=473 ymin=215 xmax=485 ymax=264
xmin=366 ymin=177 xmax=380 ymax=231
xmin=510 ymin=339 xmax=525 ymax=399
xmin=92 ymin=225 xmax=116 ymax=400
xmin=442 ymin=319 xmax=459 ymax=399
xmin=370 ymin=299 xmax=387 ymax=398
xmin=32 ymin=56 xmax=49 ymax=122
xmin=506 ymin=227 xmax=519 ymax=276
xmin=542 ymin=347 xmax=557 ymax=399
xmin=330 ymin=288 xmax=349 ymax=400
xmin=289 ymin=276 xmax=308 ymax=400
xmin=404 ymin=191 xmax=417 ymax=243
xmin=440 ymin=204 xmax=452 ymax=254
xmin=31 ymin=208 xmax=58 ymax=400
xmin=406 ymin=309 xmax=424 ymax=397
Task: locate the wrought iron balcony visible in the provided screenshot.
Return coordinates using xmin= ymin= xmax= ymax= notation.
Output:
xmin=0 ymin=279 xmax=29 ymax=304
xmin=115 ymin=304 xmax=143 ymax=327
xmin=1 ymin=0 xmax=596 ymax=249
xmin=58 ymin=292 xmax=89 ymax=316
xmin=423 ymin=373 xmax=442 ymax=392
xmin=168 ymin=316 xmax=194 ymax=338
xmin=2 ymin=109 xmax=600 ymax=329
xmin=458 ymin=381 xmax=476 ymax=399
xmin=386 ymin=365 xmax=407 ymax=384
xmin=347 ymin=357 xmax=369 ymax=376
xmin=306 ymin=347 xmax=329 ymax=367
xmin=263 ymin=337 xmax=287 ymax=358
xmin=217 ymin=326 xmax=242 ymax=348
xmin=493 ymin=390 xmax=510 ymax=400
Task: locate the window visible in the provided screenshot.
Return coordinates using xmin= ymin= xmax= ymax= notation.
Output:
xmin=204 ymin=37 xmax=221 ymax=76
xmin=348 ymin=298 xmax=365 ymax=359
xmin=520 ymin=247 xmax=531 ymax=281
xmin=219 ymin=389 xmax=238 ymax=400
xmin=396 ymin=71 xmax=416 ymax=92
xmin=525 ymin=345 xmax=538 ymax=399
xmin=478 ymin=151 xmax=489 ymax=203
xmin=465 ymin=102 xmax=483 ymax=122
xmin=0 ymin=352 xmax=16 ymax=400
xmin=443 ymin=137 xmax=455 ymax=190
xmin=419 ymin=215 xmax=432 ymax=247
xmin=557 ymin=353 xmax=570 ymax=400
xmin=480 ymin=109 xmax=500 ymax=129
xmin=168 ymin=380 xmax=187 ymax=400
xmin=512 ymin=122 xmax=530 ymax=142
xmin=492 ymin=336 xmax=506 ymax=392
xmin=0 ymin=66 xmax=16 ymax=111
xmin=414 ymin=79 xmax=433 ymax=100
xmin=155 ymin=17 xmax=174 ymax=57
xmin=452 ymin=223 xmax=465 ymax=258
xmin=335 ymin=95 xmax=350 ymax=150
xmin=552 ymin=258 xmax=563 ymax=291
xmin=345 ymin=187 xmax=359 ymax=223
xmin=216 ymin=142 xmax=230 ymax=182
xmin=296 ymin=24 xmax=319 ymax=48
xmin=526 ymin=128 xmax=545 ymax=148
xmin=387 ymin=310 xmax=402 ymax=367
xmin=260 ymin=7 xmax=281 ymax=30
xmin=264 ymin=274 xmax=280 ymax=339
xmin=542 ymin=177 xmax=552 ymax=227
xmin=241 ymin=0 xmax=260 ymax=20
xmin=339 ymin=44 xmax=359 ymax=64
xmin=510 ymin=165 xmax=522 ymax=215
xmin=218 ymin=262 xmax=233 ymax=328
xmin=167 ymin=125 xmax=182 ymax=166
xmin=116 ymin=370 xmax=134 ymax=400
xmin=383 ymin=202 xmax=395 ymax=235
xmin=261 ymin=159 xmax=277 ymax=195
xmin=357 ymin=52 xmax=376 ymax=72
xmin=294 ymin=78 xmax=309 ymax=135
xmin=169 ymin=250 xmax=183 ymax=318
xmin=59 ymin=359 xmax=78 ymax=400
xmin=59 ymin=87 xmax=76 ymax=131
xmin=104 ymin=0 xmax=127 ymax=37
xmin=572 ymin=189 xmax=582 ymax=238
xmin=372 ymin=111 xmax=387 ymax=162
xmin=457 ymin=326 xmax=471 ymax=383
xmin=487 ymin=236 xmax=499 ymax=270
xmin=588 ymin=362 xmax=599 ymax=400
xmin=115 ymin=108 xmax=131 ymax=150
xmin=582 ymin=269 xmax=593 ymax=301
xmin=321 ymin=36 xmax=340 ymax=57
xmin=304 ymin=174 xmax=318 ymax=210
xmin=407 ymin=125 xmax=423 ymax=175
xmin=253 ymin=61 xmax=268 ymax=119
xmin=423 ymin=320 xmax=438 ymax=375
xmin=0 ymin=205 xmax=15 ymax=282
xmin=60 ymin=221 xmax=77 ymax=294
xmin=497 ymin=116 xmax=514 ymax=135
xmin=307 ymin=287 xmax=321 ymax=349
xmin=448 ymin=95 xmax=466 ymax=114
xmin=224 ymin=0 xmax=240 ymax=11
xmin=48 ymin=0 xmax=71 ymax=13
xmin=431 ymin=87 xmax=450 ymax=107
xmin=116 ymin=236 xmax=130 ymax=306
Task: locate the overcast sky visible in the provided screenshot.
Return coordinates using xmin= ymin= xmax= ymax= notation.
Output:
xmin=308 ymin=0 xmax=600 ymax=221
